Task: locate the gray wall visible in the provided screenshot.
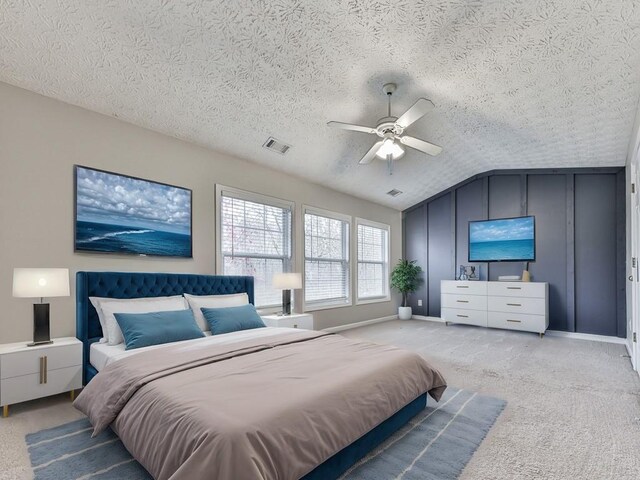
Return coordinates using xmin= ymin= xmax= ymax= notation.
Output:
xmin=0 ymin=82 xmax=403 ymax=343
xmin=403 ymin=169 xmax=626 ymax=337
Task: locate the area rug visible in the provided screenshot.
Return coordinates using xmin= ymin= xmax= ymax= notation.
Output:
xmin=26 ymin=388 xmax=505 ymax=480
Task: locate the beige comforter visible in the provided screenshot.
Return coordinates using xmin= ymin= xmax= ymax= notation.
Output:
xmin=75 ymin=329 xmax=446 ymax=480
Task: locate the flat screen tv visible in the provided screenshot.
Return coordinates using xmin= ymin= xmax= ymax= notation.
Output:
xmin=74 ymin=165 xmax=192 ymax=257
xmin=468 ymin=216 xmax=535 ymax=262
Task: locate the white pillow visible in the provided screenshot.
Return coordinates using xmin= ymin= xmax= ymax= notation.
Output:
xmin=90 ymin=295 xmax=186 ymax=343
xmin=184 ymin=293 xmax=249 ymax=331
xmin=99 ymin=296 xmax=189 ymax=345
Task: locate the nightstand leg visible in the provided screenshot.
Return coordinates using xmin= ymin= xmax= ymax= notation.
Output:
xmin=2 ymin=405 xmax=8 ymax=418
xmin=70 ymin=390 xmax=75 ymax=401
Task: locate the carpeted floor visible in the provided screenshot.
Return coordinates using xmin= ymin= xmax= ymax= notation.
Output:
xmin=1 ymin=319 xmax=639 ymax=479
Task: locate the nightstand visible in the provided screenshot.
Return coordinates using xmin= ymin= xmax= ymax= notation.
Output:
xmin=261 ymin=313 xmax=314 ymax=330
xmin=0 ymin=337 xmax=82 ymax=417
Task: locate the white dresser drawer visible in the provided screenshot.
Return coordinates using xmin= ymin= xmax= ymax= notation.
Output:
xmin=488 ymin=282 xmax=546 ymax=298
xmin=1 ymin=343 xmax=82 ymax=379
xmin=488 ymin=312 xmax=547 ymax=333
xmin=0 ymin=365 xmax=82 ymax=405
xmin=441 ymin=308 xmax=488 ymax=327
xmin=488 ymin=296 xmax=546 ymax=315
xmin=441 ymin=293 xmax=487 ymax=312
xmin=441 ymin=281 xmax=487 ymax=296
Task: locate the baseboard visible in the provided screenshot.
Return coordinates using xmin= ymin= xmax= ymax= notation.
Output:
xmin=323 ymin=315 xmax=398 ymax=333
xmin=411 ymin=315 xmax=446 ymax=323
xmin=626 ymin=340 xmax=633 ymax=357
xmin=545 ymin=330 xmax=627 ymax=345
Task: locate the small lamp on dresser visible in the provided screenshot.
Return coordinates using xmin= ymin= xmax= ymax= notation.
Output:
xmin=272 ymin=273 xmax=302 ymax=316
xmin=12 ymin=268 xmax=70 ymax=346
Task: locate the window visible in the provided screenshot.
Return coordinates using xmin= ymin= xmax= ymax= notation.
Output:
xmin=217 ymin=186 xmax=293 ymax=309
xmin=303 ymin=207 xmax=351 ymax=309
xmin=356 ymin=219 xmax=390 ymax=303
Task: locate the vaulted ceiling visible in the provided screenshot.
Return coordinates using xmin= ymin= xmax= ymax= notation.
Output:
xmin=2 ymin=1 xmax=640 ymax=209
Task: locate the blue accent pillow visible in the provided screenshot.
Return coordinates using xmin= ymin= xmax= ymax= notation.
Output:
xmin=114 ymin=309 xmax=205 ymax=350
xmin=201 ymin=304 xmax=266 ymax=335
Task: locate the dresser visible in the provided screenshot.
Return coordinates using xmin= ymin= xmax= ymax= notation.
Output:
xmin=261 ymin=313 xmax=314 ymax=330
xmin=441 ymin=280 xmax=549 ymax=336
xmin=0 ymin=337 xmax=83 ymax=417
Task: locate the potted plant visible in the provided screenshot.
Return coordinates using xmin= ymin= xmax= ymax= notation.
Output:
xmin=390 ymin=259 xmax=423 ymax=320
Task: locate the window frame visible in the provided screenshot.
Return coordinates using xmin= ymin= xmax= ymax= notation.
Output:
xmin=302 ymin=205 xmax=353 ymax=312
xmin=355 ymin=218 xmax=391 ymax=305
xmin=215 ymin=185 xmax=295 ymax=313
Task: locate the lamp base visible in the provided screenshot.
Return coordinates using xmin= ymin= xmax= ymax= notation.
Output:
xmin=32 ymin=303 xmax=51 ymax=345
xmin=27 ymin=340 xmax=54 ymax=347
xmin=281 ymin=290 xmax=292 ymax=316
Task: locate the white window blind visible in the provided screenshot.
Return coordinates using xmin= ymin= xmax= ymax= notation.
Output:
xmin=304 ymin=209 xmax=350 ymax=308
xmin=219 ymin=189 xmax=292 ymax=308
xmin=357 ymin=221 xmax=390 ymax=301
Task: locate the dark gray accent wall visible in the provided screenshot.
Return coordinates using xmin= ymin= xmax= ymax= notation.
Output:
xmin=403 ymin=168 xmax=626 ymax=337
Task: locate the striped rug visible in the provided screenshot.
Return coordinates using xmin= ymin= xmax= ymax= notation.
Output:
xmin=27 ymin=388 xmax=504 ymax=480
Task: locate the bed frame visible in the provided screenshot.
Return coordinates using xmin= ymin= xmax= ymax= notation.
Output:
xmin=75 ymin=271 xmax=426 ymax=480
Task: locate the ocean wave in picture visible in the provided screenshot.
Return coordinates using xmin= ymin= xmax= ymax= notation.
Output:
xmin=76 ymin=229 xmax=154 ymax=244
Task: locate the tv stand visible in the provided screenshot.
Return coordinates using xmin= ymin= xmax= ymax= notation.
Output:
xmin=441 ymin=280 xmax=549 ymax=336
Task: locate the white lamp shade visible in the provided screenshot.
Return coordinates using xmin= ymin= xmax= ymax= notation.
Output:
xmin=272 ymin=272 xmax=302 ymax=290
xmin=13 ymin=268 xmax=70 ymax=298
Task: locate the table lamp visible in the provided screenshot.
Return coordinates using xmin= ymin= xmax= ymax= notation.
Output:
xmin=12 ymin=268 xmax=70 ymax=346
xmin=272 ymin=273 xmax=302 ymax=316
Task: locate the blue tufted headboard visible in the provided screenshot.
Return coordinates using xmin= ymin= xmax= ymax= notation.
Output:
xmin=76 ymin=271 xmax=254 ymax=385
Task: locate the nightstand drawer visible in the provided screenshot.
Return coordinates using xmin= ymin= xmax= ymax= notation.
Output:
xmin=0 ymin=365 xmax=82 ymax=405
xmin=1 ymin=343 xmax=82 ymax=379
xmin=261 ymin=314 xmax=314 ymax=330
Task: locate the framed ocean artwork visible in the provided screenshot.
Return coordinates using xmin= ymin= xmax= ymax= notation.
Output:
xmin=74 ymin=166 xmax=192 ymax=257
xmin=468 ymin=216 xmax=535 ymax=263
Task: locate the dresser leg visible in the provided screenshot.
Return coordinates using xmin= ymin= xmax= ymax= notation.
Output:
xmin=2 ymin=405 xmax=8 ymax=418
xmin=70 ymin=390 xmax=75 ymax=401
xmin=539 ymin=332 xmax=544 ymax=338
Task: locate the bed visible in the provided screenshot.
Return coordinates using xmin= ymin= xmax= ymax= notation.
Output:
xmin=75 ymin=271 xmax=446 ymax=480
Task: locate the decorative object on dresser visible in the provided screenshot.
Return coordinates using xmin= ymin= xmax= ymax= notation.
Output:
xmin=458 ymin=265 xmax=479 ymax=281
xmin=74 ymin=165 xmax=192 ymax=257
xmin=391 ymin=259 xmax=423 ymax=320
xmin=441 ymin=280 xmax=549 ymax=337
xmin=12 ymin=268 xmax=70 ymax=346
xmin=272 ymin=272 xmax=302 ymax=315
xmin=261 ymin=313 xmax=314 ymax=330
xmin=0 ymin=337 xmax=82 ymax=417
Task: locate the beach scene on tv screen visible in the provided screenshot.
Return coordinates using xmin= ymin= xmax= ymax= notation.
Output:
xmin=469 ymin=217 xmax=534 ymax=262
xmin=75 ymin=167 xmax=191 ymax=257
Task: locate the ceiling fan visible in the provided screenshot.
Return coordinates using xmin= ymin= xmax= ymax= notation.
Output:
xmin=327 ymin=83 xmax=442 ymax=173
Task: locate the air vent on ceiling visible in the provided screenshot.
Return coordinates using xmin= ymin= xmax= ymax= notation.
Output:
xmin=263 ymin=137 xmax=291 ymax=155
xmin=387 ymin=189 xmax=403 ymax=197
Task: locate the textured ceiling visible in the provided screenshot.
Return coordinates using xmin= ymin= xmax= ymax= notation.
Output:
xmin=2 ymin=1 xmax=640 ymax=210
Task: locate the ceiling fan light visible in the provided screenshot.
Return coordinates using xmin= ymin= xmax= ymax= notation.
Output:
xmin=376 ymin=138 xmax=404 ymax=159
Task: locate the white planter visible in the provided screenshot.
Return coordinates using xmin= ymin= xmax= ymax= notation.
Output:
xmin=398 ymin=306 xmax=412 ymax=320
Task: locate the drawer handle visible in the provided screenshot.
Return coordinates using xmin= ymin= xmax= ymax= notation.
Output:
xmin=456 ymin=285 xmax=469 ymax=288
xmin=507 ymin=303 xmax=522 ymax=307
xmin=39 ymin=357 xmax=44 ymax=384
xmin=44 ymin=356 xmax=47 ymax=384
xmin=507 ymin=319 xmax=522 ymax=323
xmin=456 ymin=314 xmax=469 ymax=318
xmin=507 ymin=287 xmax=521 ymax=290
xmin=456 ymin=300 xmax=469 ymax=303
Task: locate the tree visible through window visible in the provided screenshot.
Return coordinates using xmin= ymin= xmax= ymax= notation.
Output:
xmin=220 ymin=191 xmax=292 ymax=308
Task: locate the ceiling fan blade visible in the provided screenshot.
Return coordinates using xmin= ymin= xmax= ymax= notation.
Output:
xmin=327 ymin=121 xmax=377 ymax=135
xmin=395 ymin=98 xmax=435 ymax=129
xmin=399 ymin=135 xmax=443 ymax=156
xmin=359 ymin=141 xmax=384 ymax=164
